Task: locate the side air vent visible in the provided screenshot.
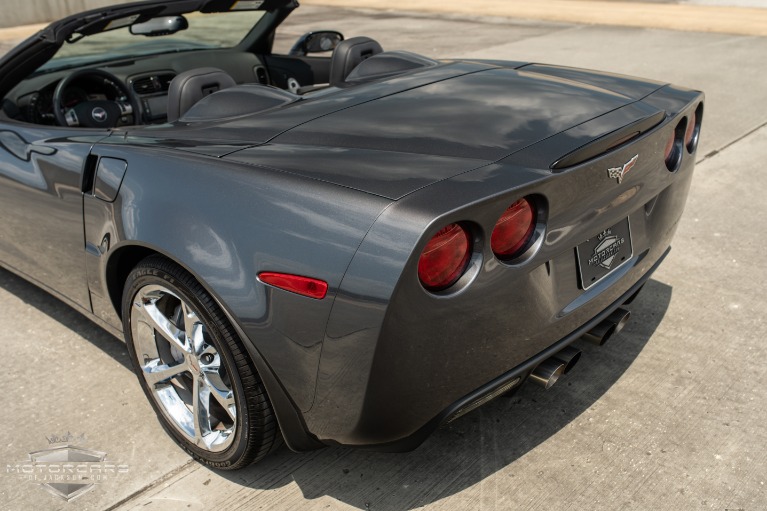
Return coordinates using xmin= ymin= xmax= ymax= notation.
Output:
xmin=131 ymin=77 xmax=155 ymax=94
xmin=131 ymin=73 xmax=176 ymax=94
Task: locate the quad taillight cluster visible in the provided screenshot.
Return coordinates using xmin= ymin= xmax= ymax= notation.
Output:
xmin=418 ymin=196 xmax=539 ymax=292
xmin=264 ymin=104 xmax=703 ymax=298
xmin=665 ymin=102 xmax=703 ymax=171
xmin=261 ymin=197 xmax=540 ymax=297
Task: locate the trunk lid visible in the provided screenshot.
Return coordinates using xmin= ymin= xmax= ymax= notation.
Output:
xmin=271 ymin=67 xmax=638 ymax=161
xmin=225 ymin=67 xmax=648 ymax=198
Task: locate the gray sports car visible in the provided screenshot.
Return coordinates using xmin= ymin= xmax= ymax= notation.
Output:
xmin=0 ymin=0 xmax=703 ymax=469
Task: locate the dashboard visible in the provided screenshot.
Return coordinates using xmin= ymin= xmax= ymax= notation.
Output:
xmin=21 ymin=75 xmax=127 ymax=125
xmin=6 ymin=49 xmax=271 ymax=127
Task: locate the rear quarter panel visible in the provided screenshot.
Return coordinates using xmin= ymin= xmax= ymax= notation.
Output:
xmin=83 ymin=142 xmax=392 ymax=413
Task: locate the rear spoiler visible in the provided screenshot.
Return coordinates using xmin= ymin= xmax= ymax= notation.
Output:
xmin=551 ymin=110 xmax=665 ymax=170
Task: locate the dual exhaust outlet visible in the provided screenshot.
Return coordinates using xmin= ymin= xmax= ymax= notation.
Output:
xmin=529 ymin=308 xmax=631 ymax=390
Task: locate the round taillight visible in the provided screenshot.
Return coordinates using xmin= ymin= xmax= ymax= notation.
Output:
xmin=418 ymin=223 xmax=471 ymax=291
xmin=491 ymin=197 xmax=536 ymax=259
xmin=663 ymin=131 xmax=675 ymax=164
xmin=685 ymin=103 xmax=703 ymax=153
xmin=664 ymin=121 xmax=684 ymax=171
xmin=684 ymin=110 xmax=696 ymax=148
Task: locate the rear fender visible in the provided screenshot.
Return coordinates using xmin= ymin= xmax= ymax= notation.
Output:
xmin=83 ymin=143 xmax=391 ymax=417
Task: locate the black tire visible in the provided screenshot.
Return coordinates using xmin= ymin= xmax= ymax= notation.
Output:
xmin=122 ymin=255 xmax=280 ymax=469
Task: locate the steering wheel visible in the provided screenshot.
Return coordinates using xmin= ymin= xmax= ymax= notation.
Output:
xmin=53 ymin=68 xmax=139 ymax=128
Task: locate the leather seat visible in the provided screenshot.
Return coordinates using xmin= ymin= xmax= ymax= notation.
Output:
xmin=167 ymin=67 xmax=236 ymax=122
xmin=328 ymin=37 xmax=383 ymax=87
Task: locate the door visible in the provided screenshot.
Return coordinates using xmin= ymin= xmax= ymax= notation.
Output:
xmin=0 ymin=122 xmax=108 ymax=310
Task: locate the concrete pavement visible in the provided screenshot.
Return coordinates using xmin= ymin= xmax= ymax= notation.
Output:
xmin=1 ymin=4 xmax=766 ymax=510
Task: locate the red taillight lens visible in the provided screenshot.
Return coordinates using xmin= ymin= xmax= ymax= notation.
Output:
xmin=491 ymin=197 xmax=536 ymax=259
xmin=663 ymin=131 xmax=675 ymax=163
xmin=684 ymin=111 xmax=696 ymax=147
xmin=665 ymin=120 xmax=685 ymax=171
xmin=258 ymin=272 xmax=328 ymax=299
xmin=418 ymin=223 xmax=471 ymax=291
xmin=664 ymin=126 xmax=681 ymax=171
xmin=686 ymin=103 xmax=703 ymax=153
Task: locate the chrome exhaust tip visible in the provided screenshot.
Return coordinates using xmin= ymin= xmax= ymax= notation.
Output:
xmin=528 ymin=359 xmax=566 ymax=390
xmin=582 ymin=308 xmax=631 ymax=346
xmin=608 ymin=307 xmax=631 ymax=335
xmin=581 ymin=322 xmax=617 ymax=346
xmin=552 ymin=345 xmax=582 ymax=374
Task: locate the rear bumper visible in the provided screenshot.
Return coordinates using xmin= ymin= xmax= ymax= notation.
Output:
xmin=305 ymin=168 xmax=692 ymax=448
xmin=347 ymin=249 xmax=665 ymax=452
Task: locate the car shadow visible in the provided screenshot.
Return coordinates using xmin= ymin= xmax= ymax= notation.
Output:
xmin=218 ymin=279 xmax=672 ymax=510
xmin=0 ymin=266 xmax=132 ymax=371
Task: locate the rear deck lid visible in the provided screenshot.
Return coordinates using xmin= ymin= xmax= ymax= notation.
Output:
xmin=270 ymin=67 xmax=636 ymax=160
xmin=224 ymin=68 xmax=648 ymax=199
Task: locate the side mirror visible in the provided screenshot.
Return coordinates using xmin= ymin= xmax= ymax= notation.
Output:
xmin=289 ymin=31 xmax=344 ymax=57
xmin=130 ymin=16 xmax=189 ymax=37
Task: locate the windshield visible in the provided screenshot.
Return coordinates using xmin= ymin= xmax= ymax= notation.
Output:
xmin=40 ymin=11 xmax=265 ymax=72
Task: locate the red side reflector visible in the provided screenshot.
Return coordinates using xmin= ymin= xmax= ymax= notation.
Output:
xmin=258 ymin=272 xmax=328 ymax=299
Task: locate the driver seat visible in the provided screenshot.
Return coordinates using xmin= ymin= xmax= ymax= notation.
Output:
xmin=167 ymin=67 xmax=236 ymax=122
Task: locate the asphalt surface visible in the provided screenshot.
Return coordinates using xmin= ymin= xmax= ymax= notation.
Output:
xmin=1 ymin=4 xmax=766 ymax=511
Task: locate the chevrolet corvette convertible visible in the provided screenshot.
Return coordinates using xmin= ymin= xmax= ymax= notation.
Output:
xmin=0 ymin=0 xmax=703 ymax=469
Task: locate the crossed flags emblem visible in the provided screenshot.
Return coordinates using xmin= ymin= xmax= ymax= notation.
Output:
xmin=607 ymin=154 xmax=639 ymax=184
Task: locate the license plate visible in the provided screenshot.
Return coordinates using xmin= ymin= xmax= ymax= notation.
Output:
xmin=576 ymin=218 xmax=633 ymax=290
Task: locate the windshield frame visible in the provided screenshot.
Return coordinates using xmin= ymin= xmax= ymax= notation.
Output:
xmin=38 ymin=10 xmax=269 ymax=74
xmin=0 ymin=0 xmax=298 ymax=100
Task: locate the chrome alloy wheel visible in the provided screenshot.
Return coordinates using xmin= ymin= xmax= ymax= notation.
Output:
xmin=130 ymin=284 xmax=236 ymax=452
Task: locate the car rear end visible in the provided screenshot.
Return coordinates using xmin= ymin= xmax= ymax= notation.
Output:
xmin=304 ymin=84 xmax=704 ymax=449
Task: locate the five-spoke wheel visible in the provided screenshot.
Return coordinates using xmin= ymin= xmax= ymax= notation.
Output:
xmin=123 ymin=256 xmax=280 ymax=469
xmin=131 ymin=284 xmax=237 ymax=452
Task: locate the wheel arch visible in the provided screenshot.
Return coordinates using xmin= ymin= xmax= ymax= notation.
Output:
xmin=104 ymin=242 xmax=325 ymax=453
xmin=105 ymin=243 xmax=161 ymax=321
